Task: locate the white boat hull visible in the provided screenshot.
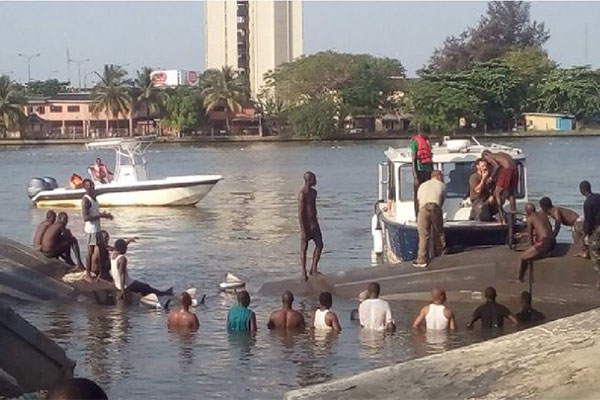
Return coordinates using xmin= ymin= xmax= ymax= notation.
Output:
xmin=31 ymin=175 xmax=222 ymax=207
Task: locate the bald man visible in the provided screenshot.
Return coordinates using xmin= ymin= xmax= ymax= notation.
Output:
xmin=412 ymin=287 xmax=456 ymax=331
xmin=516 ymin=203 xmax=555 ymax=282
xmin=414 ymin=170 xmax=446 ymax=268
xmin=267 ymin=291 xmax=305 ymax=331
xmin=298 ymin=171 xmax=323 ymax=281
xmin=33 ymin=210 xmax=56 ymax=250
xmin=167 ymin=292 xmax=199 ymax=330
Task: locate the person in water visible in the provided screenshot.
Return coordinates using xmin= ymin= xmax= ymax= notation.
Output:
xmin=516 ymin=203 xmax=555 ymax=283
xmin=359 ymin=282 xmax=396 ymax=332
xmin=515 ymin=291 xmax=545 ymax=323
xmin=412 ymin=287 xmax=456 ymax=331
xmin=481 ymin=150 xmax=518 ymax=225
xmin=167 ymin=292 xmax=200 ymax=330
xmin=33 ymin=210 xmax=56 ymax=250
xmin=82 ymin=179 xmax=113 ymax=281
xmin=227 ymin=290 xmax=257 ymax=333
xmin=40 ymin=212 xmax=84 ymax=269
xmin=310 ymin=291 xmax=342 ymax=332
xmin=110 ymin=239 xmax=173 ymax=299
xmin=539 ymin=197 xmax=586 ymax=257
xmin=467 ymin=287 xmax=517 ymax=329
xmin=581 ymin=180 xmax=600 ymax=289
xmin=267 ymin=290 xmax=305 ymax=331
xmin=46 ymin=377 xmax=108 ymax=400
xmin=298 ymin=171 xmax=323 ymax=281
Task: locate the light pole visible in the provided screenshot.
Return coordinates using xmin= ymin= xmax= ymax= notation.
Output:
xmin=18 ymin=53 xmax=41 ymax=82
xmin=70 ymin=58 xmax=90 ymax=89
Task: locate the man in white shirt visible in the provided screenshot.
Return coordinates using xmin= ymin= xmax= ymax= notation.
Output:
xmin=358 ymin=282 xmax=395 ymax=332
xmin=413 ymin=170 xmax=446 ymax=268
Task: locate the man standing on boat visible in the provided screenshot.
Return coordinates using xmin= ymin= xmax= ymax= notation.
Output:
xmin=298 ymin=171 xmax=323 ymax=282
xmin=580 ymin=181 xmax=600 ymax=289
xmin=82 ymin=179 xmax=113 ymax=282
xmin=481 ymin=150 xmax=518 ymax=225
xmin=411 ymin=132 xmax=434 ymax=217
xmin=414 ymin=170 xmax=446 ymax=268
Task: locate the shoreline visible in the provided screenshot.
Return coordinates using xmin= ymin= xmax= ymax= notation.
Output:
xmin=2 ymin=129 xmax=600 ymax=146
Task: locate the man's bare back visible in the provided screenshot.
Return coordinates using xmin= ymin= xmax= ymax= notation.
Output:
xmin=268 ymin=309 xmax=305 ymax=330
xmin=552 ymin=207 xmax=580 ymax=226
xmin=489 ymin=152 xmax=516 ymax=170
xmin=41 ymin=223 xmax=63 ymax=252
xmin=34 ymin=221 xmax=53 ymax=249
xmin=529 ymin=211 xmax=553 ymax=242
xmin=167 ymin=310 xmax=200 ymax=330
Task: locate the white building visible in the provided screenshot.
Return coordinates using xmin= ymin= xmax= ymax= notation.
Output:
xmin=205 ymin=0 xmax=303 ymax=98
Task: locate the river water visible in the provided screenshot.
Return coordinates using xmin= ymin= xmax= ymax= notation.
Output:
xmin=0 ymin=137 xmax=597 ymax=399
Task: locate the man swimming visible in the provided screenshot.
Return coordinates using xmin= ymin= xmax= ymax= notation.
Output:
xmin=167 ymin=292 xmax=200 ymax=330
xmin=267 ymin=290 xmax=305 ymax=331
xmin=467 ymin=287 xmax=518 ymax=329
xmin=310 ymin=291 xmax=342 ymax=332
xmin=482 ymin=150 xmax=518 ymax=224
xmin=412 ymin=287 xmax=456 ymax=331
xmin=515 ymin=291 xmax=545 ymax=323
xmin=110 ymin=239 xmax=173 ymax=299
xmin=516 ymin=203 xmax=555 ymax=283
xmin=40 ymin=212 xmax=84 ymax=269
xmin=539 ymin=197 xmax=586 ymax=257
xmin=33 ymin=210 xmax=56 ymax=250
xmin=298 ymin=171 xmax=323 ymax=281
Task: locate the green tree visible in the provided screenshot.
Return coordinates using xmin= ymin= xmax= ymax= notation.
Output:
xmin=0 ymin=76 xmax=26 ymax=138
xmin=132 ymin=67 xmax=164 ymax=134
xmin=25 ymin=79 xmax=69 ymax=97
xmin=287 ymin=96 xmax=338 ymax=138
xmin=162 ymin=87 xmax=207 ymax=135
xmin=201 ymin=66 xmax=248 ymax=131
xmin=538 ymin=66 xmax=600 ymax=123
xmin=91 ymin=64 xmax=132 ymax=136
xmin=427 ymin=1 xmax=549 ymax=73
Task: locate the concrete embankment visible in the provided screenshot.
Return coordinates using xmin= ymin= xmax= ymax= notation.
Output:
xmin=285 ymin=307 xmax=600 ymax=400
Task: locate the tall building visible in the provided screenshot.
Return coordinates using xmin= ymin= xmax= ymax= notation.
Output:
xmin=205 ymin=0 xmax=303 ymax=98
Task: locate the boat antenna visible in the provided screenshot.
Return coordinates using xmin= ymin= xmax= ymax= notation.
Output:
xmin=471 ymin=136 xmax=481 ymax=146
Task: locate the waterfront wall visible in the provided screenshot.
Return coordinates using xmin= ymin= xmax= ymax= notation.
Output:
xmin=285 ymin=308 xmax=600 ymax=400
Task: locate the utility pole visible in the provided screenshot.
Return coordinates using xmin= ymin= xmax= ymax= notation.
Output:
xmin=66 ymin=48 xmax=71 ymax=84
xmin=18 ymin=52 xmax=41 ymax=82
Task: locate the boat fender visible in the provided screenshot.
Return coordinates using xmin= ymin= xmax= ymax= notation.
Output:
xmin=372 ymin=214 xmax=383 ymax=255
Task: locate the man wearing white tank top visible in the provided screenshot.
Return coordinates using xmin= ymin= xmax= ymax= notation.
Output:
xmin=82 ymin=179 xmax=113 ymax=282
xmin=310 ymin=292 xmax=342 ymax=332
xmin=412 ymin=287 xmax=456 ymax=331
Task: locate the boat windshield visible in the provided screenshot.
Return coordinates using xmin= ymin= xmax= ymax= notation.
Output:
xmin=443 ymin=162 xmax=475 ymax=198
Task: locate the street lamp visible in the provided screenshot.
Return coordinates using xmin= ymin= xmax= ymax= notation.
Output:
xmin=18 ymin=52 xmax=41 ymax=82
xmin=70 ymin=58 xmax=90 ymax=89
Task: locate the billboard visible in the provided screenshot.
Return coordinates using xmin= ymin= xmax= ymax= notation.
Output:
xmin=150 ymin=70 xmax=200 ymax=87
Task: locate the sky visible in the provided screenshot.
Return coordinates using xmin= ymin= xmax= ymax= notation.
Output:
xmin=0 ymin=1 xmax=598 ymax=84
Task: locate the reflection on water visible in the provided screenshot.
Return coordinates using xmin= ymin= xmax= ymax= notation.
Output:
xmin=2 ymin=138 xmax=599 ymax=398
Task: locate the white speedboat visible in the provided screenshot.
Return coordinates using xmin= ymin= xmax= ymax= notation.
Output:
xmin=372 ymin=137 xmax=528 ymax=262
xmin=28 ymin=136 xmax=222 ymax=207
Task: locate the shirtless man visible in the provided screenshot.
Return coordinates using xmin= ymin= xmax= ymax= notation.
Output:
xmin=167 ymin=292 xmax=200 ymax=330
xmin=82 ymin=179 xmax=113 ymax=281
xmin=40 ymin=212 xmax=84 ymax=269
xmin=33 ymin=210 xmax=56 ymax=250
xmin=482 ymin=150 xmax=518 ymax=224
xmin=267 ymin=291 xmax=305 ymax=331
xmin=516 ymin=203 xmax=555 ymax=282
xmin=539 ymin=197 xmax=586 ymax=257
xmin=298 ymin=171 xmax=323 ymax=281
xmin=412 ymin=287 xmax=456 ymax=331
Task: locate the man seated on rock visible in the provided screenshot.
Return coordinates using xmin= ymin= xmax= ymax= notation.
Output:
xmin=539 ymin=197 xmax=587 ymax=258
xmin=33 ymin=210 xmax=56 ymax=250
xmin=167 ymin=292 xmax=200 ymax=330
xmin=40 ymin=212 xmax=84 ymax=269
xmin=516 ymin=203 xmax=556 ymax=283
xmin=515 ymin=291 xmax=545 ymax=323
xmin=98 ymin=230 xmax=138 ymax=281
xmin=412 ymin=287 xmax=456 ymax=331
xmin=359 ymin=282 xmax=396 ymax=332
xmin=467 ymin=287 xmax=517 ymax=329
xmin=267 ymin=290 xmax=305 ymax=331
xmin=110 ymin=239 xmax=173 ymax=299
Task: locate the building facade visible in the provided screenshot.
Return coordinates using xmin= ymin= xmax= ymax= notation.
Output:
xmin=523 ymin=113 xmax=575 ymax=132
xmin=205 ymin=0 xmax=303 ymax=98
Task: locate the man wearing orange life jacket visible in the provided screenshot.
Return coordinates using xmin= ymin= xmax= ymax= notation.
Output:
xmin=411 ymin=132 xmax=434 ymax=217
xmin=91 ymin=158 xmax=113 ymax=184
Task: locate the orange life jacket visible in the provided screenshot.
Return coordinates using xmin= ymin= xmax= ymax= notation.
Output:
xmin=414 ymin=134 xmax=433 ymax=165
xmin=70 ymin=173 xmax=83 ymax=189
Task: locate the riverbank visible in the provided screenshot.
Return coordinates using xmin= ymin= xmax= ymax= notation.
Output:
xmin=2 ymin=129 xmax=600 ymax=146
xmin=285 ymin=306 xmax=600 ymax=400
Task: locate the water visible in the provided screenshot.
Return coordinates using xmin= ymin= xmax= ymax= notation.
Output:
xmin=0 ymin=137 xmax=597 ymax=399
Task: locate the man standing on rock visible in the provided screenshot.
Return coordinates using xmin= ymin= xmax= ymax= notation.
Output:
xmin=580 ymin=181 xmax=600 ymax=289
xmin=298 ymin=171 xmax=323 ymax=282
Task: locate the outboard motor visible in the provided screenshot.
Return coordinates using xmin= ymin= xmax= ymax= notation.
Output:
xmin=27 ymin=177 xmax=49 ymax=199
xmin=42 ymin=176 xmax=58 ymax=190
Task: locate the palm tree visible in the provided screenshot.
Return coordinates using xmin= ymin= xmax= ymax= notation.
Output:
xmin=0 ymin=76 xmax=26 ymax=138
xmin=91 ymin=64 xmax=132 ymax=137
xmin=201 ymin=66 xmax=248 ymax=132
xmin=132 ymin=67 xmax=163 ymax=135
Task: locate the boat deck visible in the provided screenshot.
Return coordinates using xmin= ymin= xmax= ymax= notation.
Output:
xmin=260 ymin=244 xmax=600 ymax=308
